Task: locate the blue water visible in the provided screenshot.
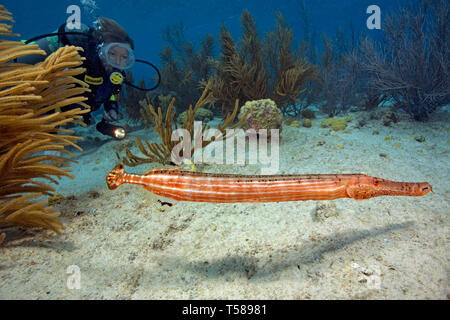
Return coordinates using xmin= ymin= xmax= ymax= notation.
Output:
xmin=6 ymin=0 xmax=415 ymax=83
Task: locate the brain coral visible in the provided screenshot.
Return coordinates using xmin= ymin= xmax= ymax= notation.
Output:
xmin=238 ymin=99 xmax=283 ymax=135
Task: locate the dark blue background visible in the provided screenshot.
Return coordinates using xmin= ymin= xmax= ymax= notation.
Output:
xmin=4 ymin=0 xmax=416 ymax=83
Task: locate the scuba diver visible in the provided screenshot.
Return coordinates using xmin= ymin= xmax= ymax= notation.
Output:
xmin=18 ymin=17 xmax=156 ymax=140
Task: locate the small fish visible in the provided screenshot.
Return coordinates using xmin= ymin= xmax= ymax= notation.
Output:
xmin=106 ymin=164 xmax=432 ymax=203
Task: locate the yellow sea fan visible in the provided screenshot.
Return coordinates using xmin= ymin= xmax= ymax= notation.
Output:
xmin=0 ymin=5 xmax=90 ymax=239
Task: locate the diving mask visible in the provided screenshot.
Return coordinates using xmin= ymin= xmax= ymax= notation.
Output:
xmin=98 ymin=42 xmax=135 ymax=70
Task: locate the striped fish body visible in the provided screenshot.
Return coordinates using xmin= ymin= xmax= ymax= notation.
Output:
xmin=106 ymin=165 xmax=432 ymax=203
xmin=142 ymin=171 xmax=351 ymax=202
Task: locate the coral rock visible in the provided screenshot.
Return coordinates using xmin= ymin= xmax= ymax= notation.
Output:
xmin=238 ymin=99 xmax=283 ymax=135
xmin=301 ymin=108 xmax=316 ymax=119
xmin=177 ymin=107 xmax=213 ymax=125
xmin=415 ymin=135 xmax=426 ymax=143
xmin=285 ymin=118 xmax=300 ymax=127
xmin=381 ymin=110 xmax=399 ymax=126
xmin=302 ymin=119 xmax=312 ymax=128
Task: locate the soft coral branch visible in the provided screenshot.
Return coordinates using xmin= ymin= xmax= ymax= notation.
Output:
xmin=361 ymin=0 xmax=450 ymax=120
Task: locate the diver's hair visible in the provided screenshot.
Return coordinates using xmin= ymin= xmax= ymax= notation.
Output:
xmin=93 ymin=17 xmax=134 ymax=49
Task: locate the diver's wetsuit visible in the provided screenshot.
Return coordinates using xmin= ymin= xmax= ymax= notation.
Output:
xmin=18 ymin=23 xmax=125 ymax=136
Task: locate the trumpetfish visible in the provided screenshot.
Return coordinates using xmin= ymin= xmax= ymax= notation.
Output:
xmin=106 ymin=164 xmax=432 ymax=202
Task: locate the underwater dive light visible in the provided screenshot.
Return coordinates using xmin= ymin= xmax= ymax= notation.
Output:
xmin=113 ymin=127 xmax=126 ymax=140
xmin=96 ymin=120 xmax=126 ymax=140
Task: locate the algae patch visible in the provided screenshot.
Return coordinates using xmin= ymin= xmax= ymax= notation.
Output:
xmin=320 ymin=117 xmax=347 ymax=131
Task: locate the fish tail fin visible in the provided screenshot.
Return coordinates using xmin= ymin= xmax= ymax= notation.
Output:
xmin=106 ymin=164 xmax=126 ymax=190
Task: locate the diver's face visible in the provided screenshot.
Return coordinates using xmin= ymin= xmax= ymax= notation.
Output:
xmin=107 ymin=46 xmax=129 ymax=70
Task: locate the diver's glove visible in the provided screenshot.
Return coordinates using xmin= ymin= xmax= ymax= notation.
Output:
xmin=96 ymin=119 xmax=126 ymax=140
xmin=103 ymin=101 xmax=121 ymax=122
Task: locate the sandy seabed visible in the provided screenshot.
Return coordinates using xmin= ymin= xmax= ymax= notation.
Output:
xmin=0 ymin=107 xmax=449 ymax=299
